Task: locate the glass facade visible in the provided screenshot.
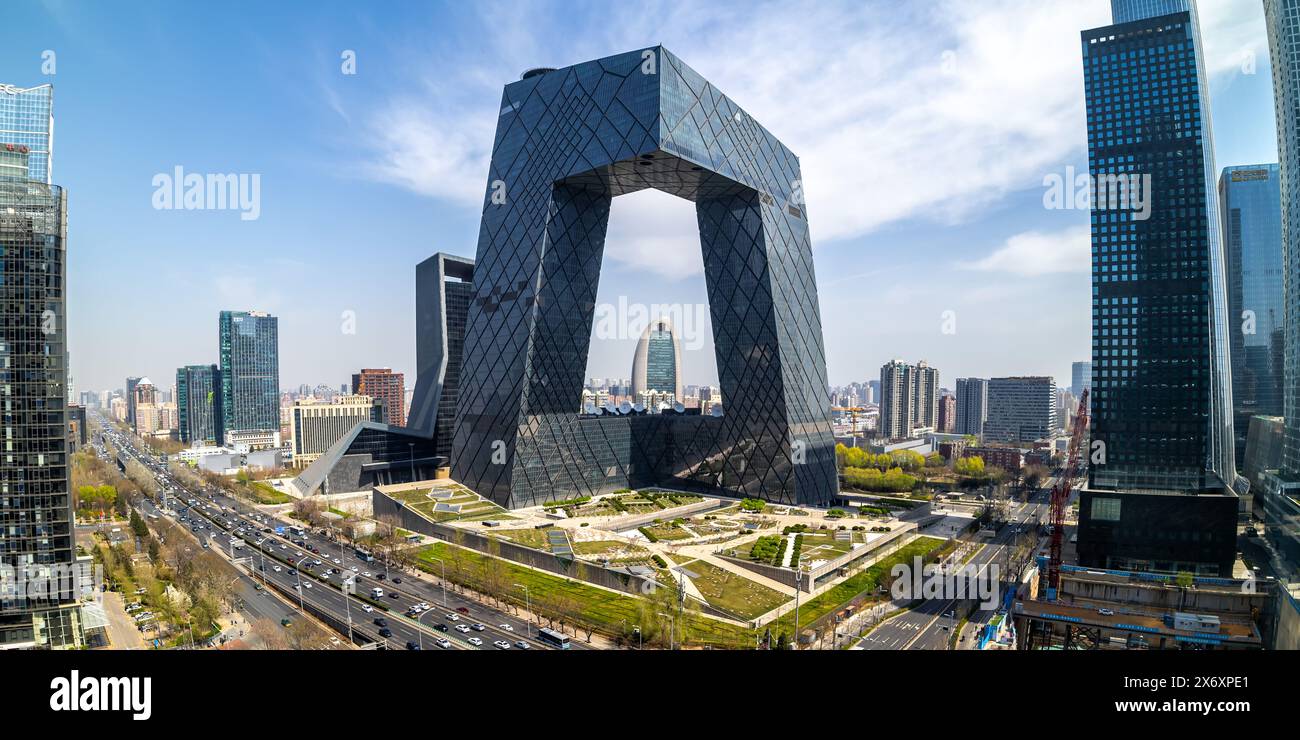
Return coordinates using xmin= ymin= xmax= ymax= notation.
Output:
xmin=218 ymin=310 xmax=279 ymax=438
xmin=1220 ymin=165 xmax=1284 ymax=469
xmin=644 ymin=328 xmax=677 ymax=394
xmin=0 ymin=170 xmax=76 ymax=645
xmin=176 ymin=364 xmax=221 ymax=445
xmin=1263 ymin=0 xmax=1300 ymax=585
xmin=452 ymin=47 xmax=837 ymax=508
xmin=0 ymin=83 xmax=53 ymax=184
xmin=1083 ymin=1 xmax=1241 ymax=495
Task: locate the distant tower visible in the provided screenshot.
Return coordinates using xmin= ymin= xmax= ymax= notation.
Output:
xmin=631 ymin=317 xmax=684 ymax=402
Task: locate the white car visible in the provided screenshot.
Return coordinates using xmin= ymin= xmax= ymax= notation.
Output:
xmin=361 ymin=604 xmax=374 ymax=613
xmin=445 ymin=613 xmax=460 ymax=622
xmin=498 ymin=623 xmax=514 ymax=632
xmin=455 ymin=624 xmax=471 ymax=633
xmin=493 ymin=640 xmax=511 ymax=650
xmin=436 ymin=638 xmax=452 ymax=649
xmin=273 ymin=565 xmax=282 ymax=572
xmin=350 ymin=566 xmax=359 ymax=572
xmin=303 ymin=582 xmax=313 ymax=589
xmin=313 ymin=559 xmax=323 ymax=566
xmin=467 ymin=637 xmax=483 ymax=647
xmin=362 ymin=572 xmax=372 ymax=578
xmin=333 ymin=558 xmax=342 ymax=565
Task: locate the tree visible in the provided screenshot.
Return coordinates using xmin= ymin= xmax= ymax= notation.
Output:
xmin=955 ymin=456 xmax=986 ymax=479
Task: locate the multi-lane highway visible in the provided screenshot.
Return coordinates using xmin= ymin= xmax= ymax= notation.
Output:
xmin=858 ymin=488 xmax=1051 ymax=651
xmin=94 ymin=412 xmax=581 ymax=650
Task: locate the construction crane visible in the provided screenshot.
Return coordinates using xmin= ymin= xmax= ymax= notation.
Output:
xmin=1045 ymin=388 xmax=1089 ymax=601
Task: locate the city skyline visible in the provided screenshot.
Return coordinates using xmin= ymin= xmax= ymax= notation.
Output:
xmin=0 ymin=0 xmax=1275 ymax=395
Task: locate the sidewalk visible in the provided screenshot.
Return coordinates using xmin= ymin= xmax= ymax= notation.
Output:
xmin=102 ymin=591 xmax=147 ymax=650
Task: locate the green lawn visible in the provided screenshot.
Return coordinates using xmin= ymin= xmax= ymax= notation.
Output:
xmin=679 ymin=559 xmax=790 ymax=620
xmin=249 ymin=482 xmax=292 ymax=505
xmin=413 ymin=542 xmax=757 ymax=648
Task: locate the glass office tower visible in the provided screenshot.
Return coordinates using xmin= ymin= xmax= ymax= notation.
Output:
xmin=176 ymin=364 xmax=222 ymax=445
xmin=1220 ymin=165 xmax=1284 ymax=469
xmin=1262 ymin=0 xmax=1300 ymax=586
xmin=1083 ymin=0 xmax=1239 ymax=495
xmin=631 ymin=318 xmax=684 ymax=401
xmin=1077 ymin=0 xmax=1241 ymax=577
xmin=0 ymin=147 xmax=80 ymax=647
xmin=218 ymin=310 xmax=280 ymax=441
xmin=0 ymin=83 xmax=53 ymax=184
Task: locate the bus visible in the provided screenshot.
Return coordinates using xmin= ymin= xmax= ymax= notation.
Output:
xmin=288 ymin=526 xmax=306 ymax=538
xmin=354 ymin=548 xmax=374 ymax=563
xmin=536 ymin=627 xmax=570 ymax=650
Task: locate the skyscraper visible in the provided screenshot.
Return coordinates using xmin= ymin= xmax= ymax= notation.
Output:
xmin=955 ymin=378 xmax=988 ymax=437
xmin=408 ymin=253 xmax=473 ymax=458
xmin=0 ymin=114 xmax=81 ymax=648
xmin=450 ymin=48 xmax=837 ymax=508
xmin=0 ymin=83 xmax=54 ymax=183
xmin=1083 ymin=0 xmax=1239 ymax=495
xmin=351 ymin=368 xmax=406 ymax=427
xmin=1077 ymin=0 xmax=1241 ymax=577
xmin=290 ymin=395 xmax=384 ymax=468
xmin=1262 ymin=0 xmax=1300 ymax=582
xmin=125 ymin=376 xmax=141 ymax=428
xmin=1220 ymin=164 xmax=1284 ymax=469
xmin=984 ymin=377 xmax=1058 ymax=443
xmin=631 ymin=317 xmax=684 ymax=402
xmin=131 ymin=378 xmax=157 ymax=435
xmin=218 ymin=310 xmax=280 ymax=447
xmin=1070 ymin=361 xmax=1092 ymax=396
xmin=176 ymin=364 xmax=222 ymax=445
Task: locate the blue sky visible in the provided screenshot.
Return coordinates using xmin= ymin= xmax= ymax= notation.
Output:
xmin=1 ymin=0 xmax=1279 ymax=395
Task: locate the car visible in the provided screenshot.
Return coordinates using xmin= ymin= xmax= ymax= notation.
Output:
xmin=493 ymin=640 xmax=511 ymax=649
xmin=388 ymin=592 xmax=400 ymax=599
xmin=349 ymin=566 xmax=359 ymax=572
xmin=333 ymin=558 xmax=341 ymax=565
xmin=455 ymin=624 xmax=471 ymax=633
xmin=378 ymin=628 xmax=392 ymax=638
xmin=362 ymin=572 xmax=372 ymax=578
xmin=470 ymin=623 xmax=487 ymax=632
xmin=457 ymin=606 xmax=470 ymax=614
xmin=435 ymin=638 xmax=452 ymax=649
xmin=375 ymin=573 xmax=386 ymax=581
xmin=392 ymin=577 xmax=402 ymax=584
xmin=374 ymin=618 xmax=388 ymax=627
xmin=514 ymin=640 xmax=530 ymax=649
xmin=272 ymin=565 xmax=282 ymax=572
xmin=1098 ymin=608 xmax=1115 ymax=616
xmin=303 ymin=582 xmax=312 ymax=589
xmin=467 ymin=637 xmax=483 ymax=647
xmin=434 ymin=623 xmax=449 ymax=632
xmin=313 ymin=559 xmax=322 ymax=566
xmin=361 ymin=604 xmax=374 ymax=613
xmin=445 ymin=613 xmax=460 ymax=622
xmin=499 ymin=623 xmax=514 ymax=632
xmin=319 ymin=571 xmax=330 ymax=579
xmin=406 ymin=641 xmax=421 ymax=651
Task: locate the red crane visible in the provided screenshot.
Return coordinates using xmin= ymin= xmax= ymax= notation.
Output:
xmin=1046 ymin=388 xmax=1089 ymax=600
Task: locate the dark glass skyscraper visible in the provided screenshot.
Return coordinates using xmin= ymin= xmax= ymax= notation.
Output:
xmin=1083 ymin=0 xmax=1239 ymax=495
xmin=451 ymin=47 xmax=837 ymax=508
xmin=218 ymin=310 xmax=280 ymax=441
xmin=1220 ymin=165 xmax=1284 ymax=469
xmin=0 ymin=124 xmax=80 ymax=647
xmin=1077 ymin=0 xmax=1241 ymax=577
xmin=176 ymin=364 xmax=222 ymax=445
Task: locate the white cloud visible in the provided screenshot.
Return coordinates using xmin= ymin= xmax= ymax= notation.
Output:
xmin=961 ymin=225 xmax=1091 ymax=276
xmin=350 ymin=0 xmax=1261 ymax=279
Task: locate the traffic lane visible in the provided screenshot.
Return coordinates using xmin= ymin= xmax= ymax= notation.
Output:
xmin=122 ymin=433 xmax=553 ymax=650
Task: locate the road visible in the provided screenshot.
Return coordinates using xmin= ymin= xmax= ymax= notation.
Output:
xmin=93 ymin=412 xmax=582 ymax=651
xmin=858 ymin=487 xmax=1051 ymax=651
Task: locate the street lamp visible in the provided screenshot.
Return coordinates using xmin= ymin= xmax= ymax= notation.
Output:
xmin=657 ymin=611 xmax=676 ymax=650
xmin=427 ymin=557 xmax=448 ymax=607
xmin=514 ymin=583 xmax=531 ymax=639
